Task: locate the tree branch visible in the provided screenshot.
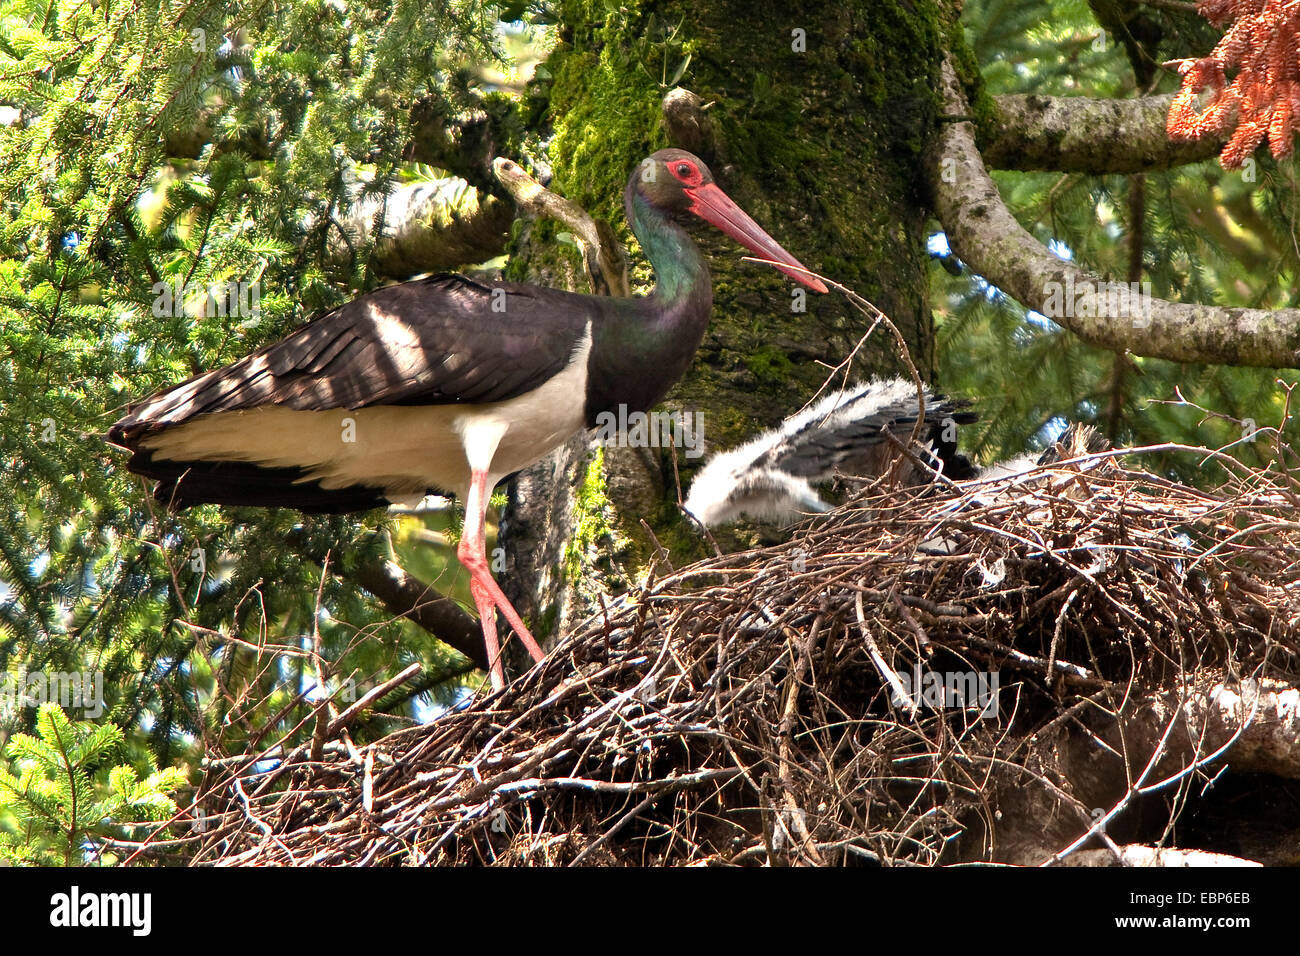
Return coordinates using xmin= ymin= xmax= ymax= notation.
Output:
xmin=285 ymin=528 xmax=487 ymax=669
xmin=929 ymin=59 xmax=1300 ymax=368
xmin=350 ymin=558 xmax=488 ymax=670
xmin=407 ymin=101 xmax=511 ymax=194
xmin=1062 ymin=846 xmax=1262 ymax=867
xmin=325 ymin=179 xmax=514 ymax=279
xmin=493 ymin=157 xmax=629 ymax=297
xmin=981 ymin=92 xmax=1226 ymax=174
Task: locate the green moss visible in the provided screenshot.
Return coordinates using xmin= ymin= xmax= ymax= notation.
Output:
xmin=537 ymin=601 xmax=560 ymax=641
xmin=564 ymin=446 xmax=616 ymax=583
xmin=745 ymin=345 xmax=794 ymax=383
xmin=507 ymin=3 xmax=672 ymax=289
xmin=549 ymin=47 xmax=662 ymax=227
xmin=942 ymin=9 xmax=997 ymax=135
xmin=543 ymin=2 xmax=673 ymax=230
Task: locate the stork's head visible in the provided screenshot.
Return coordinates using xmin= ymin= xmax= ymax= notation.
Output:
xmin=629 ymin=148 xmax=828 ymax=293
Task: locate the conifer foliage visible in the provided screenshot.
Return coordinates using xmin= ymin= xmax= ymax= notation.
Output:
xmin=0 ymin=704 xmax=185 ymax=865
xmin=1168 ymin=0 xmax=1300 ymax=167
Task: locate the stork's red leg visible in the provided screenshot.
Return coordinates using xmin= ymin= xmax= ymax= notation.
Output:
xmin=457 ymin=467 xmax=546 ymax=691
xmin=467 ymin=575 xmax=506 ymax=691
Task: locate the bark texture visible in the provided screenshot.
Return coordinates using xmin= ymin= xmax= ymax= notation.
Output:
xmin=981 ymin=93 xmax=1226 ymax=174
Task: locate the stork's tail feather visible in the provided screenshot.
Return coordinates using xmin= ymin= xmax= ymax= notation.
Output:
xmin=122 ymin=449 xmax=390 ymax=514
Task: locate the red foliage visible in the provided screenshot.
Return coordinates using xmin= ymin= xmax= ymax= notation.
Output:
xmin=1167 ymin=0 xmax=1300 ymax=168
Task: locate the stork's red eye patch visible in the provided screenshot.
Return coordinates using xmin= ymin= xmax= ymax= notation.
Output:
xmin=670 ymin=161 xmax=703 ymax=186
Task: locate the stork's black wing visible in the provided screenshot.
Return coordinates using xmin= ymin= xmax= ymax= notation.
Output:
xmin=107 ymin=274 xmax=596 ymax=448
xmin=764 ymin=387 xmax=977 ymax=480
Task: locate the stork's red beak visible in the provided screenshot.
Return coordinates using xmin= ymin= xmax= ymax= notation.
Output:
xmin=686 ymin=183 xmax=829 ymax=294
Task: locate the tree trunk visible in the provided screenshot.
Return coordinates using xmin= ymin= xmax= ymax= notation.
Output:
xmin=499 ymin=0 xmax=963 ymax=659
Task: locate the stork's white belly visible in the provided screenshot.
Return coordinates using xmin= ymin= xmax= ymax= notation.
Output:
xmin=142 ymin=327 xmax=592 ymax=501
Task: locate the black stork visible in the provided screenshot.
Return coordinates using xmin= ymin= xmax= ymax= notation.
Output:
xmin=683 ymin=378 xmax=977 ymax=527
xmin=106 ymin=148 xmax=827 ymax=691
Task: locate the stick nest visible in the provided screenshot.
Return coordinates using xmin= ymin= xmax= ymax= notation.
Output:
xmin=176 ymin=449 xmax=1300 ymax=866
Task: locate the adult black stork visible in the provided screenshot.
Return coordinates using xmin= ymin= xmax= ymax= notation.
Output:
xmin=106 ymin=148 xmax=827 ymax=691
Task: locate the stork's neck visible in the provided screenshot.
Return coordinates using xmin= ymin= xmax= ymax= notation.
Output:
xmin=626 ymin=185 xmax=712 ymax=316
xmin=581 ymin=186 xmax=714 ymax=425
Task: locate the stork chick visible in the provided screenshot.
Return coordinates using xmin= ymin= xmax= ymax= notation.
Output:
xmin=683 ymin=378 xmax=977 ymax=527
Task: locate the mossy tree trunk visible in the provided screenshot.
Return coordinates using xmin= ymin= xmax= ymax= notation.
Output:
xmin=499 ymin=0 xmax=966 ymax=659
